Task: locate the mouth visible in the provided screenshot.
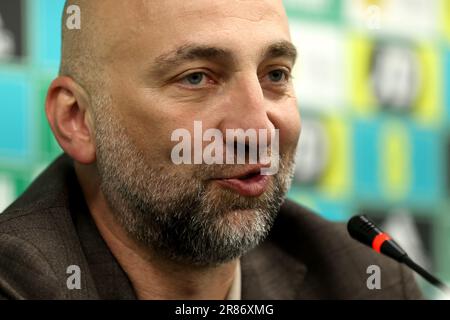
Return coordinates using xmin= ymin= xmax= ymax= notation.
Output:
xmin=212 ymin=167 xmax=271 ymax=197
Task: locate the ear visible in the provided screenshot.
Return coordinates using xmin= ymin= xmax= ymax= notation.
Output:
xmin=45 ymin=76 xmax=96 ymax=164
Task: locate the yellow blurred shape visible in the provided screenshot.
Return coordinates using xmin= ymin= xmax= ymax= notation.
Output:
xmin=443 ymin=0 xmax=450 ymax=43
xmin=349 ymin=34 xmax=377 ymax=115
xmin=414 ymin=42 xmax=442 ymax=125
xmin=380 ymin=122 xmax=411 ymax=200
xmin=318 ymin=117 xmax=351 ymax=199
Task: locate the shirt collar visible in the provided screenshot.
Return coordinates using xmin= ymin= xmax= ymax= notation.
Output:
xmin=226 ymin=260 xmax=241 ymax=300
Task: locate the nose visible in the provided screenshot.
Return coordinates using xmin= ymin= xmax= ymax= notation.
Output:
xmin=216 ymin=73 xmax=276 ymax=164
xmin=217 ymin=73 xmax=275 ymax=145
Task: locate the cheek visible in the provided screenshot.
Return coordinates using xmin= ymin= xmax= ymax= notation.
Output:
xmin=111 ymin=96 xmax=179 ymax=164
xmin=273 ymin=102 xmax=301 ymax=154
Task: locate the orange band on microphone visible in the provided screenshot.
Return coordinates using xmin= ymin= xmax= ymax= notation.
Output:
xmin=372 ymin=233 xmax=391 ymax=253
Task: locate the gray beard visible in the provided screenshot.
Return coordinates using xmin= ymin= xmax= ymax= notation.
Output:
xmin=92 ymin=97 xmax=296 ymax=267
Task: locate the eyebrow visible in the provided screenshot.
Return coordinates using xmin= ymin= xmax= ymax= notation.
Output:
xmin=262 ymin=41 xmax=298 ymax=65
xmin=149 ymin=40 xmax=298 ymax=77
xmin=155 ymin=44 xmax=233 ymax=66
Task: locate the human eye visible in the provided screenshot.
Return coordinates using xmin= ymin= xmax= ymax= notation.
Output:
xmin=259 ymin=67 xmax=293 ymax=96
xmin=266 ymin=68 xmax=291 ymax=84
xmin=177 ymin=71 xmax=216 ymax=89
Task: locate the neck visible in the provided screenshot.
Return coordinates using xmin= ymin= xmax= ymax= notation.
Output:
xmin=75 ymin=162 xmax=238 ymax=300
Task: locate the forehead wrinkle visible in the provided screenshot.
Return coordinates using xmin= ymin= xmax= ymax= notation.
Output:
xmin=175 ymin=0 xmax=285 ymax=23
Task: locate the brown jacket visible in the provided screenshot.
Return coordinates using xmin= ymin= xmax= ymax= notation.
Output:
xmin=0 ymin=154 xmax=422 ymax=299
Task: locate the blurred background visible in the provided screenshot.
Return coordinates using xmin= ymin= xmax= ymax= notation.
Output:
xmin=0 ymin=0 xmax=449 ymax=298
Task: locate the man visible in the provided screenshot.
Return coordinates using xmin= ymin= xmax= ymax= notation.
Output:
xmin=0 ymin=0 xmax=422 ymax=299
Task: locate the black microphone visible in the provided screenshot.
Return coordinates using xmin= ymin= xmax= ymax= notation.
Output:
xmin=347 ymin=215 xmax=450 ymax=293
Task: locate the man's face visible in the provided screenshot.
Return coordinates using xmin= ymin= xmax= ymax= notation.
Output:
xmin=91 ymin=0 xmax=301 ymax=266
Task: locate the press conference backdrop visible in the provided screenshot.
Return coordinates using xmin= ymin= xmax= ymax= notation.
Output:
xmin=0 ymin=0 xmax=449 ymax=298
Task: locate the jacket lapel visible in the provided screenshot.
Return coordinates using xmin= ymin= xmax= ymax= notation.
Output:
xmin=241 ymin=238 xmax=308 ymax=299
